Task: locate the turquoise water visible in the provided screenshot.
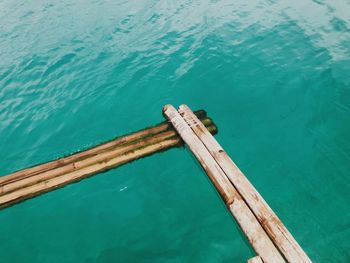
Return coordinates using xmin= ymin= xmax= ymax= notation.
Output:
xmin=1 ymin=0 xmax=350 ymax=262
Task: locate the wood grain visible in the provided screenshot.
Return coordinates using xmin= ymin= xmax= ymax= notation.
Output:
xmin=0 ymin=113 xmax=216 ymax=209
xmin=0 ymin=110 xmax=207 ymax=186
xmin=178 ymin=104 xmax=311 ymax=263
xmin=163 ymin=104 xmax=285 ymax=263
xmin=0 ymin=138 xmax=180 ymax=209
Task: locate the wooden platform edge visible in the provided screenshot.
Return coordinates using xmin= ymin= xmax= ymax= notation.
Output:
xmin=163 ymin=104 xmax=285 ymax=263
xmin=0 ymin=110 xmax=208 ymax=186
xmin=177 ymin=104 xmax=311 ymax=263
xmin=0 ymin=111 xmax=217 ymax=209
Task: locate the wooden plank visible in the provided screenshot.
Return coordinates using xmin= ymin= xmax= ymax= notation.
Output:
xmin=0 ymin=118 xmax=216 ymax=208
xmin=178 ymin=104 xmax=311 ymax=263
xmin=0 ymin=123 xmax=169 ymax=186
xmin=0 ymin=120 xmax=216 ymax=196
xmin=163 ymin=104 xmax=285 ymax=263
xmin=0 ymin=130 xmax=178 ymax=195
xmin=0 ymin=116 xmax=214 ymax=196
xmin=247 ymin=256 xmax=263 ymax=263
xmin=0 ymin=110 xmax=208 ymax=186
xmin=0 ymin=138 xmax=181 ymax=208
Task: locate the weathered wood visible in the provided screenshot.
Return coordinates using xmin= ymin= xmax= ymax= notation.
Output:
xmin=178 ymin=104 xmax=311 ymax=263
xmin=0 ymin=123 xmax=168 ymax=185
xmin=0 ymin=120 xmax=215 ymax=196
xmin=0 ymin=130 xmax=178 ymax=195
xmin=0 ymin=110 xmax=207 ymax=187
xmin=163 ymin=104 xmax=285 ymax=263
xmin=0 ymin=138 xmax=180 ymax=208
xmin=247 ymin=256 xmax=263 ymax=263
xmin=0 ymin=114 xmax=216 ymax=209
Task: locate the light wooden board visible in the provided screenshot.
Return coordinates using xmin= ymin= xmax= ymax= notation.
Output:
xmin=178 ymin=104 xmax=311 ymax=263
xmin=0 ymin=115 xmax=216 ymax=209
xmin=163 ymin=104 xmax=285 ymax=263
xmin=0 ymin=130 xmax=177 ymax=195
xmin=0 ymin=110 xmax=208 ymax=186
xmin=0 ymin=138 xmax=181 ymax=208
xmin=0 ymin=122 xmax=170 ymax=186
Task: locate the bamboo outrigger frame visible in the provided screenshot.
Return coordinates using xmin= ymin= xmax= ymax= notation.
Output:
xmin=0 ymin=110 xmax=216 ymax=209
xmin=0 ymin=105 xmax=311 ymax=263
xmin=163 ymin=104 xmax=312 ymax=263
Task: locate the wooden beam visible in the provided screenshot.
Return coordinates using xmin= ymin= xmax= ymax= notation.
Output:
xmin=0 ymin=110 xmax=208 ymax=187
xmin=1 ymin=119 xmax=215 ymax=196
xmin=0 ymin=122 xmax=170 ymax=186
xmin=0 ymin=138 xmax=180 ymax=208
xmin=0 ymin=130 xmax=178 ymax=195
xmin=0 ymin=113 xmax=216 ymax=209
xmin=163 ymin=104 xmax=285 ymax=263
xmin=178 ymin=104 xmax=311 ymax=263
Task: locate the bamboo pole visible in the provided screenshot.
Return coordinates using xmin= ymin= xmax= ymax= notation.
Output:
xmin=0 ymin=119 xmax=217 ymax=209
xmin=177 ymin=104 xmax=311 ymax=263
xmin=0 ymin=119 xmax=215 ymax=196
xmin=0 ymin=110 xmax=207 ymax=187
xmin=0 ymin=138 xmax=180 ymax=209
xmin=0 ymin=125 xmax=168 ymax=185
xmin=163 ymin=104 xmax=285 ymax=263
xmin=0 ymin=130 xmax=177 ymax=195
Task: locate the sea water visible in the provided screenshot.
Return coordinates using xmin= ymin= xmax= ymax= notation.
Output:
xmin=0 ymin=1 xmax=349 ymax=262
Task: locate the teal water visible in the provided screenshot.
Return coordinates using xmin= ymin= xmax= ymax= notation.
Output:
xmin=1 ymin=0 xmax=350 ymax=262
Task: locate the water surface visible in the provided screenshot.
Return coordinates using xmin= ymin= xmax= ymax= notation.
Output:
xmin=1 ymin=0 xmax=350 ymax=262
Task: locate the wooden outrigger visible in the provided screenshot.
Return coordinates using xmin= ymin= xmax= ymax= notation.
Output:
xmin=163 ymin=104 xmax=311 ymax=263
xmin=1 ymin=105 xmax=312 ymax=263
xmin=0 ymin=110 xmax=216 ymax=209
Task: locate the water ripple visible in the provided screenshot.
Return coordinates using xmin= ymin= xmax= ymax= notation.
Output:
xmin=0 ymin=1 xmax=350 ymax=262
